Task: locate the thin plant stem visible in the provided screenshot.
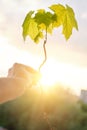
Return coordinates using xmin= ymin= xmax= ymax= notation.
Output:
xmin=39 ymin=27 xmax=47 ymax=71
xmin=38 ymin=28 xmax=53 ymax=130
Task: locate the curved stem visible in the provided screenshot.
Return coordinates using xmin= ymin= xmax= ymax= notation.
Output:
xmin=39 ymin=28 xmax=47 ymax=71
xmin=38 ymin=28 xmax=53 ymax=130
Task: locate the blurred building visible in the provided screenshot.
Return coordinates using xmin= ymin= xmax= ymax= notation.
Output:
xmin=80 ymin=89 xmax=87 ymax=103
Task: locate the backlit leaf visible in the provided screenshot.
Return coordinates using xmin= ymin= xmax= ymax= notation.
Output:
xmin=22 ymin=11 xmax=35 ymax=40
xmin=34 ymin=9 xmax=54 ymax=27
xmin=62 ymin=5 xmax=78 ymax=39
xmin=49 ymin=4 xmax=78 ymax=39
xmin=49 ymin=4 xmax=66 ymax=27
xmin=22 ymin=4 xmax=78 ymax=43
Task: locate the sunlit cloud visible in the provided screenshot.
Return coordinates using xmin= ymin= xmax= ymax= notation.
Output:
xmin=81 ymin=12 xmax=87 ymax=19
xmin=0 ymin=13 xmax=5 ymax=23
xmin=0 ymin=36 xmax=39 ymax=74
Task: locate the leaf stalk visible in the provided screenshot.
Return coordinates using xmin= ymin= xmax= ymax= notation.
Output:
xmin=39 ymin=27 xmax=47 ymax=71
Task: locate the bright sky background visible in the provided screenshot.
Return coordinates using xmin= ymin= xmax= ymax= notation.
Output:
xmin=0 ymin=0 xmax=87 ymax=95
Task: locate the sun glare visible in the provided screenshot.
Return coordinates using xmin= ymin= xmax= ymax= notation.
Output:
xmin=39 ymin=63 xmax=63 ymax=91
xmin=0 ymin=34 xmax=86 ymax=95
xmin=39 ymin=60 xmax=61 ymax=91
xmin=38 ymin=59 xmax=86 ymax=94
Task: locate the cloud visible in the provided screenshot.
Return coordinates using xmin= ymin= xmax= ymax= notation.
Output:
xmin=81 ymin=12 xmax=87 ymax=20
xmin=0 ymin=12 xmax=5 ymax=23
xmin=0 ymin=35 xmax=40 ymax=76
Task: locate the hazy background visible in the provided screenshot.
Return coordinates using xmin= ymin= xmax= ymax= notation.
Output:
xmin=0 ymin=0 xmax=87 ymax=94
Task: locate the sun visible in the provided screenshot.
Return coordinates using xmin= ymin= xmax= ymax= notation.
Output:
xmin=39 ymin=59 xmax=59 ymax=91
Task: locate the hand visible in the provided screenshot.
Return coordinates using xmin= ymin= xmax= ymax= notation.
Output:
xmin=0 ymin=63 xmax=41 ymax=104
xmin=8 ymin=63 xmax=41 ymax=86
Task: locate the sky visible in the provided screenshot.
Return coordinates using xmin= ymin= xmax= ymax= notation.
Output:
xmin=0 ymin=0 xmax=87 ymax=94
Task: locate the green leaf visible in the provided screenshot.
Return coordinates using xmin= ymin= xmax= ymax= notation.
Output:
xmin=49 ymin=4 xmax=78 ymax=40
xmin=22 ymin=11 xmax=35 ymax=40
xmin=49 ymin=4 xmax=66 ymax=27
xmin=34 ymin=9 xmax=54 ymax=27
xmin=22 ymin=4 xmax=78 ymax=43
xmin=62 ymin=5 xmax=78 ymax=39
xmin=22 ymin=11 xmax=44 ymax=43
xmin=34 ymin=32 xmax=43 ymax=43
